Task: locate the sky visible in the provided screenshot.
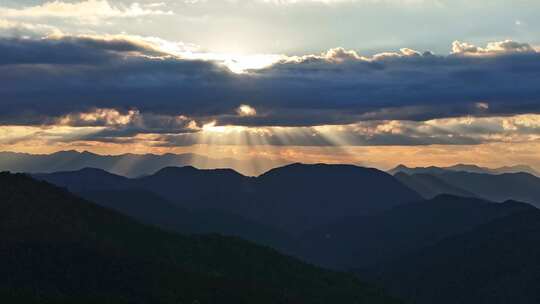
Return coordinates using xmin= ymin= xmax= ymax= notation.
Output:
xmin=1 ymin=0 xmax=540 ymax=171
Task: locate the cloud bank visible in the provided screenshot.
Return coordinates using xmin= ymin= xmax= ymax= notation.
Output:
xmin=1 ymin=34 xmax=540 ymax=127
xmin=0 ymin=30 xmax=539 ymax=151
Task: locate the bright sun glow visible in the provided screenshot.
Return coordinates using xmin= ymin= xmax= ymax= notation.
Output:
xmin=236 ymin=104 xmax=257 ymax=117
xmin=180 ymin=52 xmax=283 ymax=73
xmin=202 ymin=121 xmax=230 ymax=133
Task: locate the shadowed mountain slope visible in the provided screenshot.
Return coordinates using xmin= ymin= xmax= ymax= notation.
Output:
xmin=299 ymin=195 xmax=535 ymax=270
xmin=0 ymin=172 xmax=400 ymax=304
xmin=80 ymin=189 xmax=295 ymax=250
xmin=369 ymin=209 xmax=540 ymax=304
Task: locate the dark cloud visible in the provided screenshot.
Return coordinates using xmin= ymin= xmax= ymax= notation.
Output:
xmin=0 ymin=36 xmax=145 ymax=65
xmin=1 ymin=35 xmax=540 ymax=128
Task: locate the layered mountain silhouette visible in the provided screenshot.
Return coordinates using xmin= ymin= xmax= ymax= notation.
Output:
xmin=81 ymin=189 xmax=295 ymax=250
xmin=390 ymin=163 xmax=540 ymax=176
xmin=394 ymin=172 xmax=477 ymax=199
xmin=299 ymin=195 xmax=534 ymax=269
xmin=0 ymin=150 xmax=285 ymax=177
xmin=370 ymin=209 xmax=540 ymax=304
xmin=7 ymin=159 xmax=540 ymax=304
xmin=36 ymin=163 xmax=422 ymax=234
xmin=394 ymin=170 xmax=540 ymax=207
xmin=0 ymin=172 xmax=400 ymax=304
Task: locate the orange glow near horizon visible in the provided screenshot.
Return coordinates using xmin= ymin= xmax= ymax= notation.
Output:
xmin=2 ymin=141 xmax=540 ymax=173
xmin=1 ymin=113 xmax=540 ymax=174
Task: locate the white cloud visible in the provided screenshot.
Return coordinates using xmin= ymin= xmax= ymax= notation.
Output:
xmin=144 ymin=2 xmax=167 ymax=8
xmin=283 ymin=45 xmax=424 ymax=65
xmin=0 ymin=0 xmax=173 ymax=23
xmin=452 ymin=40 xmax=535 ymax=55
xmin=0 ymin=18 xmax=61 ymax=37
xmin=58 ymin=108 xmax=140 ymax=127
xmin=260 ymin=0 xmax=428 ymax=5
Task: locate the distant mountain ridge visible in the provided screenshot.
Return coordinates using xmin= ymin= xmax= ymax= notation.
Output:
xmin=394 ymin=172 xmax=477 ymax=199
xmin=0 ymin=150 xmax=286 ymax=177
xmin=392 ymin=170 xmax=540 ymax=208
xmin=390 ymin=163 xmax=540 ymax=177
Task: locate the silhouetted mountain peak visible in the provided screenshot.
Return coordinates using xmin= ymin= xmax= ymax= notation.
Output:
xmin=80 ymin=150 xmax=97 ymax=155
xmin=32 ymin=167 xmax=129 ymax=193
xmin=260 ymin=162 xmax=381 ymax=179
xmin=154 ymin=165 xmax=198 ymax=174
xmin=447 ymin=163 xmax=485 ymax=170
xmin=500 ymin=199 xmax=533 ymax=208
xmin=76 ymin=167 xmax=115 ymax=174
xmin=153 ymin=166 xmax=244 ymax=178
xmin=38 ymin=167 xmax=124 ymax=178
xmin=393 ymin=164 xmax=409 ymax=170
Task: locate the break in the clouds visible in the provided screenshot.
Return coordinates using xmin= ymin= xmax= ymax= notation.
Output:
xmin=3 ymin=0 xmax=540 ymax=55
xmin=1 ymin=33 xmax=540 ymax=129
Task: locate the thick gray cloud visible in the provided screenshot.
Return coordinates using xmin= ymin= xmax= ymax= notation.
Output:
xmin=1 ymin=35 xmax=540 ymax=128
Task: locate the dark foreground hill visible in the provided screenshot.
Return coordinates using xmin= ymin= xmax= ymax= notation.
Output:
xmin=0 ymin=172 xmax=400 ymax=304
xmin=370 ymin=209 xmax=540 ymax=304
xmin=36 ymin=163 xmax=421 ymax=234
xmin=299 ymin=195 xmax=535 ymax=270
xmin=80 ymin=189 xmax=295 ymax=251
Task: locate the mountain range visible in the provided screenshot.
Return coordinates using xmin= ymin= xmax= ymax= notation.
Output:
xmin=6 ymin=160 xmax=540 ymax=303
xmin=0 ymin=172 xmax=400 ymax=304
xmin=394 ymin=172 xmax=478 ymax=199
xmin=390 ymin=163 xmax=540 ymax=177
xmin=35 ymin=163 xmax=422 ymax=235
xmin=0 ymin=150 xmax=286 ymax=177
xmin=393 ymin=170 xmax=540 ymax=208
